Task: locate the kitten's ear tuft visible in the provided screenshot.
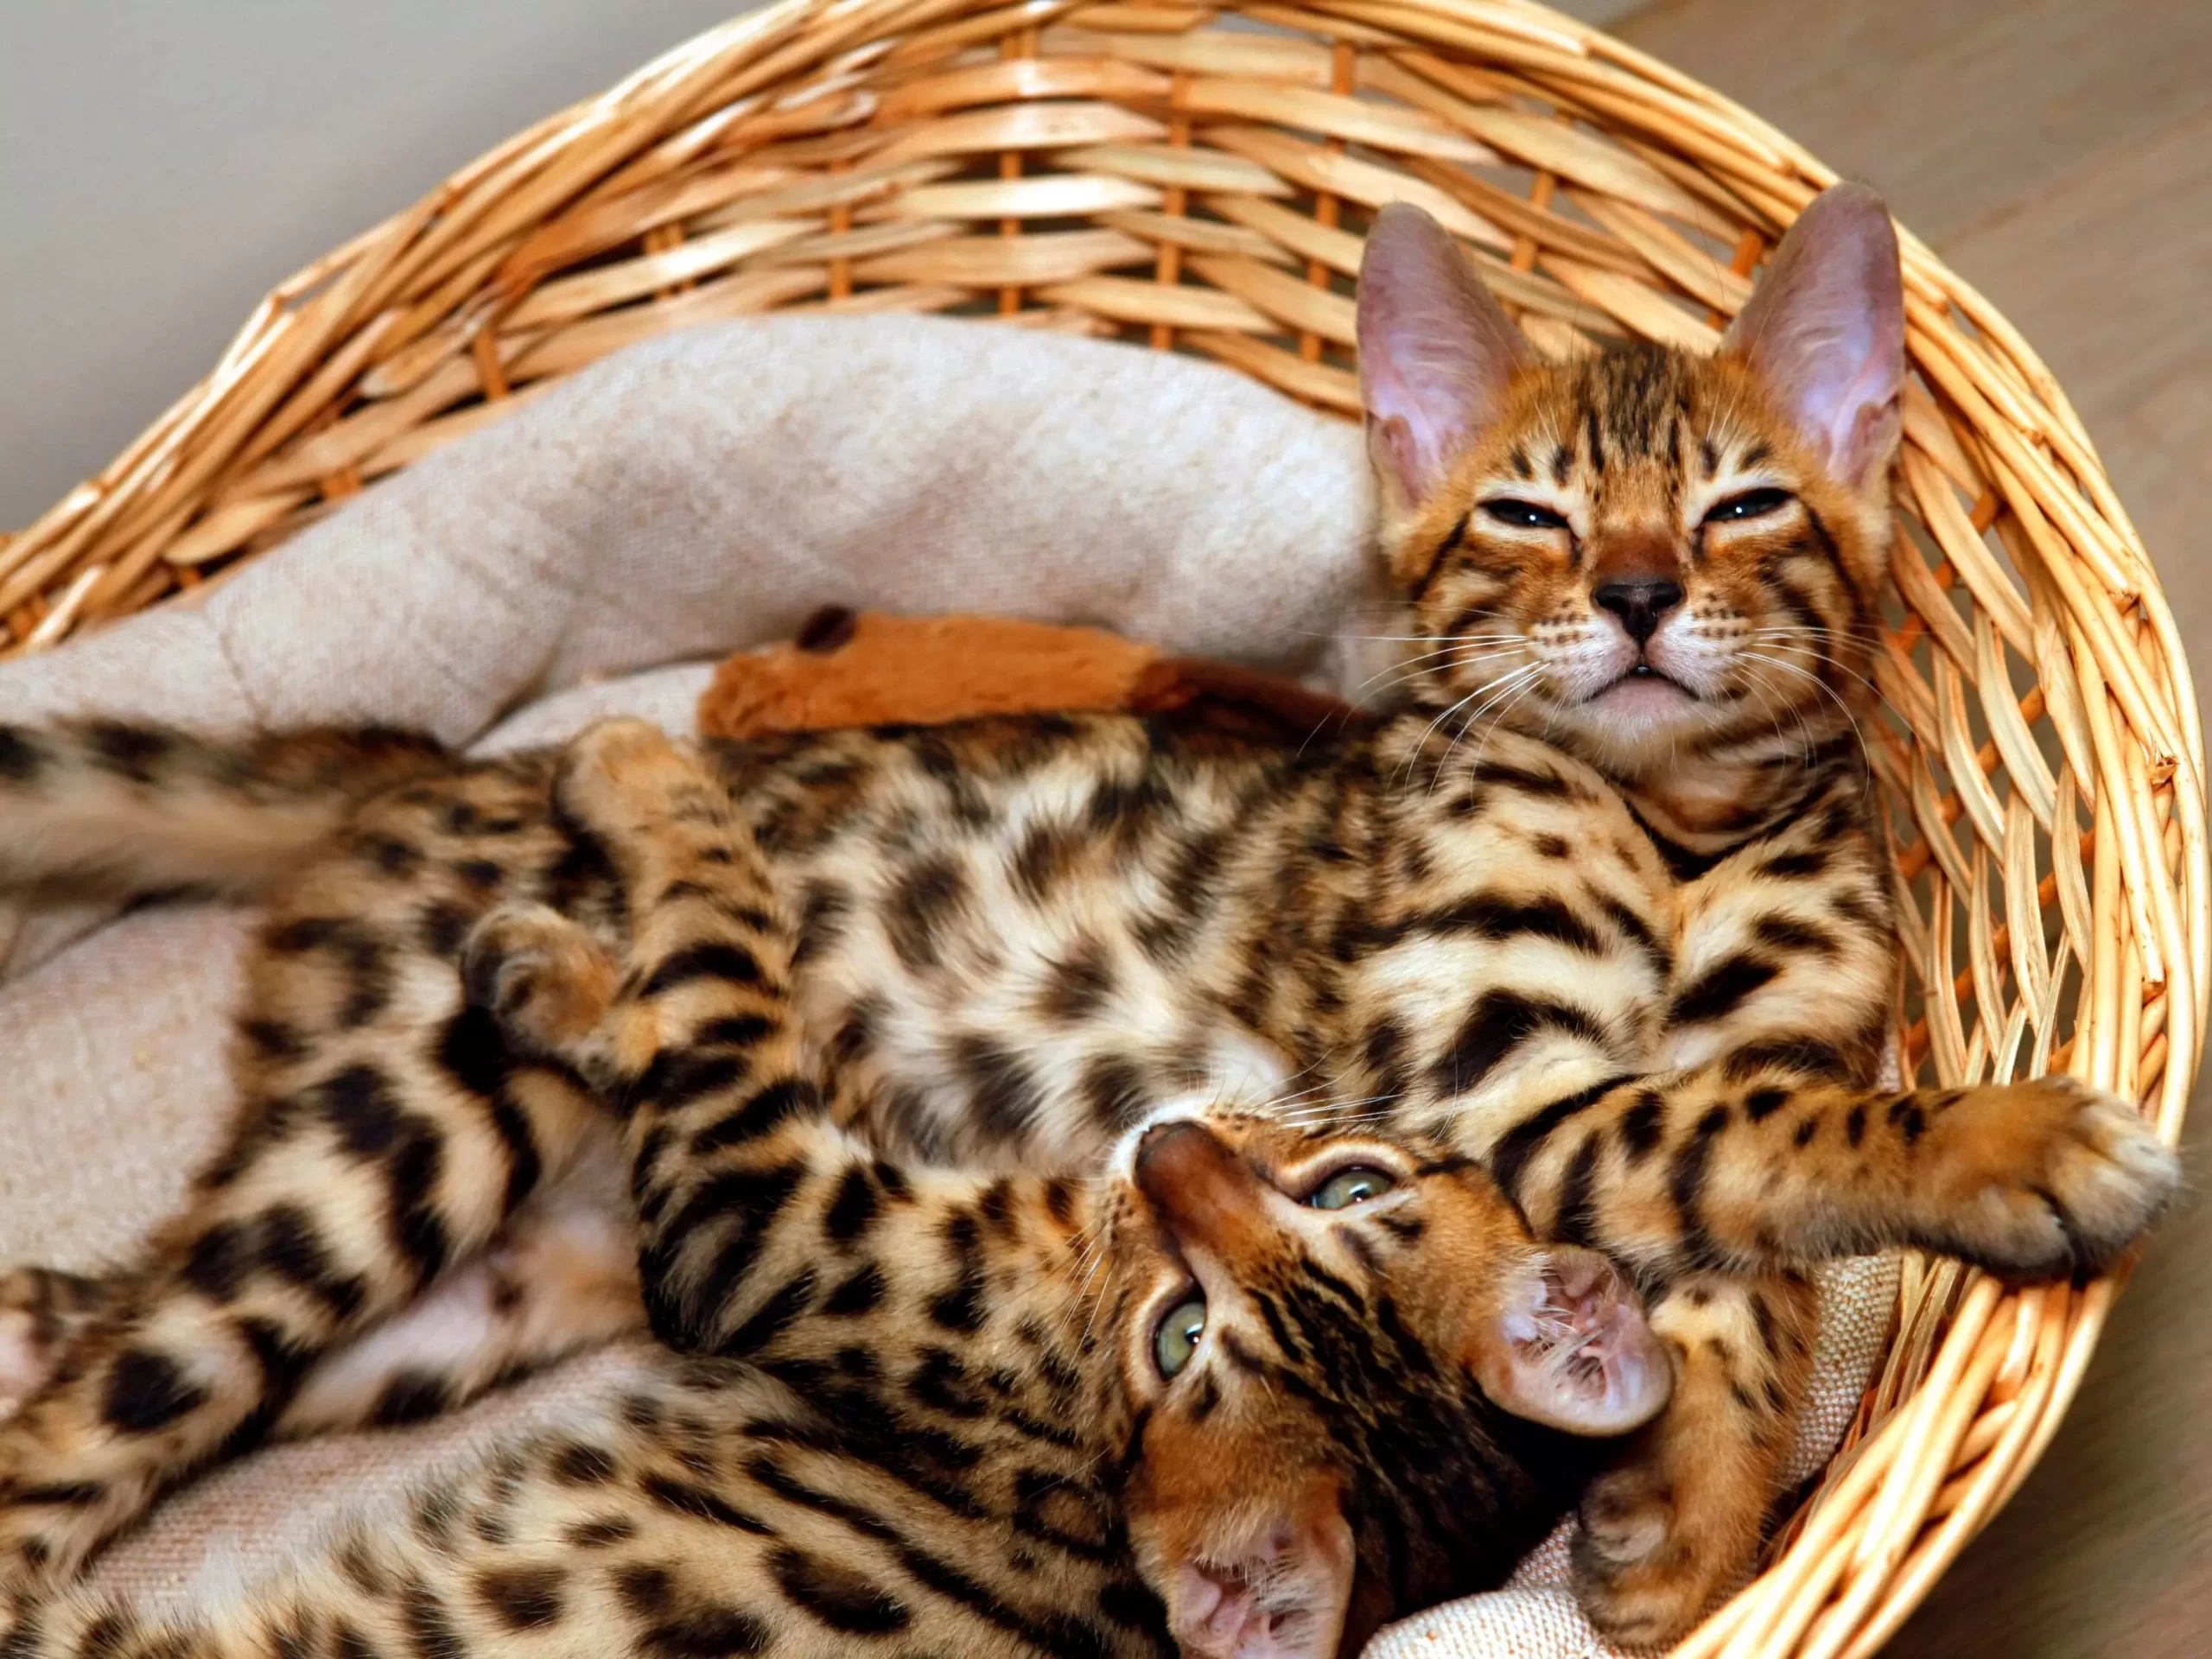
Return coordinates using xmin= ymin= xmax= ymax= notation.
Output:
xmin=1721 ymin=182 xmax=1904 ymax=493
xmin=1471 ymin=1247 xmax=1669 ymax=1435
xmin=1357 ymin=204 xmax=1532 ymax=515
xmin=1158 ymin=1477 xmax=1357 ymax=1659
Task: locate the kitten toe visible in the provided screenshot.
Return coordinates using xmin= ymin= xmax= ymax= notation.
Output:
xmin=1570 ymin=1466 xmax=1711 ymax=1649
xmin=0 ymin=1270 xmax=105 ymax=1426
xmin=461 ymin=903 xmax=615 ymax=1061
xmin=550 ymin=719 xmax=707 ymax=843
xmin=0 ymin=1311 xmax=48 ymax=1423
xmin=1929 ymin=1078 xmax=2179 ymax=1278
xmin=2048 ymin=1091 xmax=2183 ymax=1268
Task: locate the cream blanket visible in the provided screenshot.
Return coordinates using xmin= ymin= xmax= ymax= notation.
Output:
xmin=0 ymin=315 xmax=1891 ymax=1656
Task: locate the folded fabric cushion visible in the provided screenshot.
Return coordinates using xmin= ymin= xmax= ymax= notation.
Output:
xmin=0 ymin=316 xmax=1893 ymax=1655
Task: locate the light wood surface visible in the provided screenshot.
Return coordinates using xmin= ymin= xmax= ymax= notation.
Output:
xmin=1599 ymin=3 xmax=2212 ymax=1650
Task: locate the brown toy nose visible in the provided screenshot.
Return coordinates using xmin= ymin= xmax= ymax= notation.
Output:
xmin=1135 ymin=1121 xmax=1267 ymax=1255
xmin=1592 ymin=578 xmax=1685 ymax=645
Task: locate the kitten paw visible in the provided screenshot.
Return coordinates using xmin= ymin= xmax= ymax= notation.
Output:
xmin=550 ymin=719 xmax=720 ymax=850
xmin=1919 ymin=1077 xmax=2180 ymax=1279
xmin=1570 ymin=1464 xmax=1716 ymax=1649
xmin=461 ymin=903 xmax=615 ymax=1064
xmin=549 ymin=719 xmax=774 ymax=921
xmin=0 ymin=1312 xmax=44 ymax=1424
xmin=0 ymin=1270 xmax=105 ymax=1425
xmin=0 ymin=1272 xmax=127 ymax=1596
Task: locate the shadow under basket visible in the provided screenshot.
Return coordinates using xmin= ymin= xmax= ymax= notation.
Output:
xmin=1 ymin=2 xmax=2202 ymax=1653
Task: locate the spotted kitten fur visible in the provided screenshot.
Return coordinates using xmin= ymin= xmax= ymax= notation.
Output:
xmin=12 ymin=718 xmax=1681 ymax=1659
xmin=0 ymin=184 xmax=2178 ymax=1649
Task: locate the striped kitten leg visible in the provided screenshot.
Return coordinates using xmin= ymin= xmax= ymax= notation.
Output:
xmin=483 ymin=719 xmax=826 ymax=1358
xmin=1570 ymin=1270 xmax=1818 ymax=1643
xmin=1486 ymin=1062 xmax=2177 ymax=1284
xmin=0 ymin=1012 xmax=612 ymax=1589
xmin=271 ymin=1164 xmax=639 ymax=1435
xmin=1474 ymin=1058 xmax=2176 ymax=1642
xmin=0 ymin=1180 xmax=636 ymax=1444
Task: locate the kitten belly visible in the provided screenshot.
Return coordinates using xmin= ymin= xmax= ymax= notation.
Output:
xmin=769 ymin=825 xmax=1284 ymax=1173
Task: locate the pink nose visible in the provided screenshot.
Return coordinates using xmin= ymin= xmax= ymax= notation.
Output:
xmin=1135 ymin=1120 xmax=1268 ymax=1257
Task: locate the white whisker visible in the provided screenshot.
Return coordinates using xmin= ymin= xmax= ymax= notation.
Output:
xmin=1739 ymin=635 xmax=1904 ymax=722
xmin=1408 ymin=665 xmax=1541 ymax=793
xmin=1396 ymin=680 xmax=1498 ymax=789
xmin=1740 ymin=652 xmax=1874 ymax=786
xmin=1453 ymin=669 xmax=1548 ymax=785
xmin=1737 ymin=659 xmax=1819 ymax=771
xmin=1357 ymin=648 xmax=1533 ymax=707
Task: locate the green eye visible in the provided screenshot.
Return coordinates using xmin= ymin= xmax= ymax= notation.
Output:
xmin=1153 ymin=1295 xmax=1207 ymax=1378
xmin=1308 ymin=1167 xmax=1395 ymax=1210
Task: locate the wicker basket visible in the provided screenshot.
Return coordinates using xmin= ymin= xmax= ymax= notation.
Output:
xmin=2 ymin=2 xmax=2201 ymax=1652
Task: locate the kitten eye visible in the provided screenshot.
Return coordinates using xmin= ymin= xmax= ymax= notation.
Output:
xmin=1481 ymin=499 xmax=1569 ymax=531
xmin=1704 ymin=487 xmax=1793 ymax=524
xmin=1307 ymin=1166 xmax=1396 ymax=1210
xmin=1153 ymin=1294 xmax=1207 ymax=1379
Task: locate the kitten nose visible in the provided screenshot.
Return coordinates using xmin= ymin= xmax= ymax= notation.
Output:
xmin=1592 ymin=578 xmax=1686 ymax=645
xmin=1135 ymin=1121 xmax=1267 ymax=1258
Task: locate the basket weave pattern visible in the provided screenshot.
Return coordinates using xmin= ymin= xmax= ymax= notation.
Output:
xmin=3 ymin=3 xmax=2202 ymax=1653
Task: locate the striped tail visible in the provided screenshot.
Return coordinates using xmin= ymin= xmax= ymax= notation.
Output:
xmin=0 ymin=720 xmax=452 ymax=899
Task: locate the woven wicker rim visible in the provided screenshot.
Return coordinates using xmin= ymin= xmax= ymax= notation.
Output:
xmin=3 ymin=3 xmax=2202 ymax=1653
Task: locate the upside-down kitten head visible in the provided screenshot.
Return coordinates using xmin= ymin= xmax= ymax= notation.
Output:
xmin=1356 ymin=184 xmax=1905 ymax=789
xmin=1096 ymin=1112 xmax=1667 ymax=1659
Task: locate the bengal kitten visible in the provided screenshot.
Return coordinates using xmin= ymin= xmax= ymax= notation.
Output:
xmin=0 ymin=184 xmax=2177 ymax=1648
xmin=5 ymin=718 xmax=1689 ymax=1659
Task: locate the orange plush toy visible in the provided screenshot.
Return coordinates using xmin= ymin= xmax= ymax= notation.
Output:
xmin=697 ymin=607 xmax=1364 ymax=745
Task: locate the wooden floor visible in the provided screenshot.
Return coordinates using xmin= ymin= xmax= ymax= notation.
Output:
xmin=1569 ymin=1 xmax=2212 ymax=1650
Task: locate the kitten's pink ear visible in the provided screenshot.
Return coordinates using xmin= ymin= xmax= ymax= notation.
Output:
xmin=1470 ymin=1248 xmax=1670 ymax=1435
xmin=1164 ymin=1485 xmax=1356 ymax=1659
xmin=1357 ymin=203 xmax=1532 ymax=515
xmin=1721 ymin=182 xmax=1905 ymax=493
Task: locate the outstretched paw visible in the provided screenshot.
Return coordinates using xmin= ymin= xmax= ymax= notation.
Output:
xmin=461 ymin=903 xmax=616 ymax=1071
xmin=1921 ymin=1076 xmax=2180 ymax=1279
